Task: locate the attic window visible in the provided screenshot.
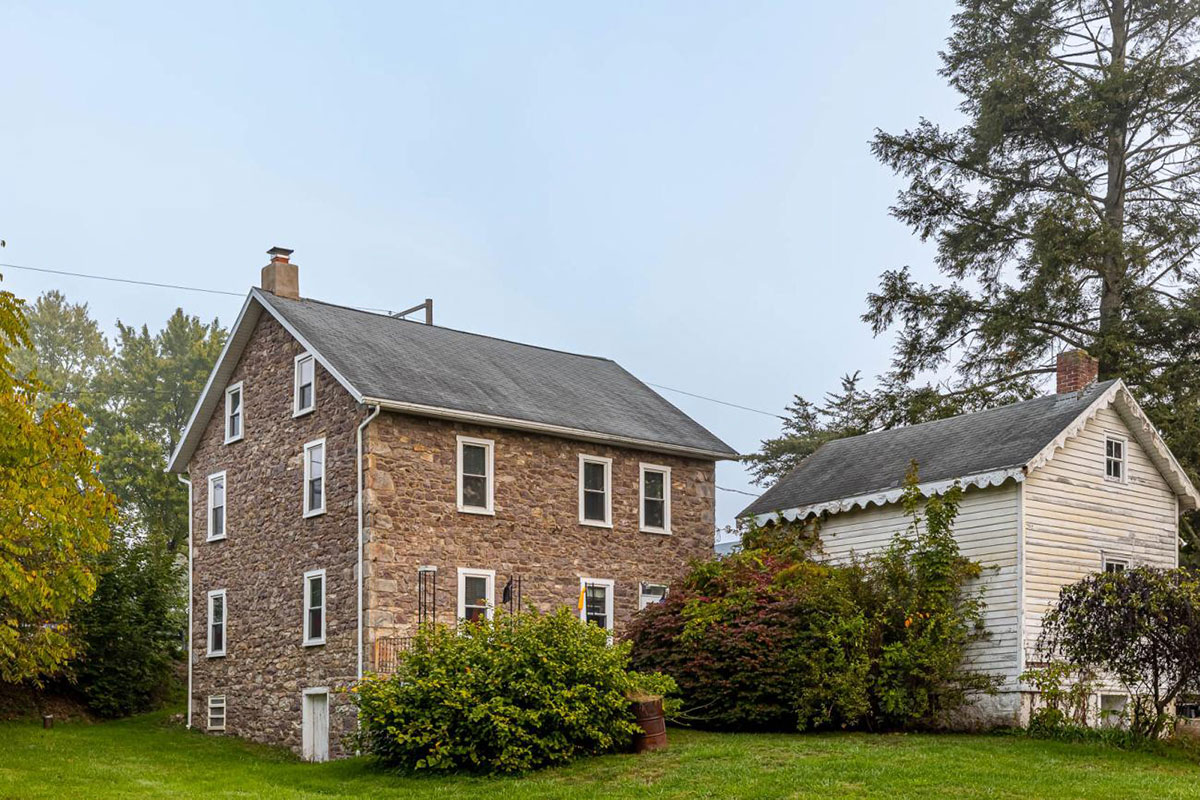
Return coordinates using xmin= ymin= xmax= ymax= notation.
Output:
xmin=1105 ymin=436 xmax=1126 ymax=482
xmin=224 ymin=383 xmax=243 ymax=443
xmin=294 ymin=354 xmax=315 ymax=416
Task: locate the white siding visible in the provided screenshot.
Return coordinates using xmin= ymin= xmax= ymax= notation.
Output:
xmin=1021 ymin=405 xmax=1178 ymax=662
xmin=817 ymin=482 xmax=1022 ymax=685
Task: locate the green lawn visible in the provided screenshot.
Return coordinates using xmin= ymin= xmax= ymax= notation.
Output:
xmin=1 ymin=711 xmax=1199 ymax=799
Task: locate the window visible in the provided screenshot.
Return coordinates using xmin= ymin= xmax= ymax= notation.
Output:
xmin=207 ymin=590 xmax=227 ymax=657
xmin=303 ymin=569 xmax=326 ymax=645
xmin=207 ymin=695 xmax=226 ymax=731
xmin=1103 ymin=556 xmax=1128 ymax=574
xmin=638 ymin=582 xmax=668 ymax=610
xmin=294 ymin=353 xmax=316 ymax=416
xmin=457 ymin=568 xmax=495 ymax=623
xmin=639 ymin=464 xmax=671 ymax=533
xmin=224 ymin=382 xmax=243 ymax=443
xmin=456 ymin=436 xmax=494 ymax=514
xmin=1106 ymin=435 xmax=1126 ymax=481
xmin=578 ymin=455 xmax=612 ymax=527
xmin=579 ymin=578 xmax=614 ymax=633
xmin=303 ymin=439 xmax=326 ymax=517
xmin=207 ymin=472 xmax=227 ymax=541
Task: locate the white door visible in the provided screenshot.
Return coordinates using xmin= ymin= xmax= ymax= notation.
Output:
xmin=302 ymin=690 xmax=329 ymax=763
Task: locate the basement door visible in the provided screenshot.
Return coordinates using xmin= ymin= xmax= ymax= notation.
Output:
xmin=302 ymin=689 xmax=330 ymax=763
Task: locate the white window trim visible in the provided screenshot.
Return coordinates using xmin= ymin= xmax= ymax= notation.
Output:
xmin=579 ymin=576 xmax=615 ymax=632
xmin=1105 ymin=433 xmax=1128 ymax=484
xmin=207 ymin=589 xmax=227 ymax=658
xmin=456 ymin=435 xmax=495 ymax=515
xmin=639 ymin=463 xmax=672 ymax=534
xmin=293 ymin=353 xmax=316 ymax=417
xmin=303 ymin=569 xmax=327 ymax=646
xmin=457 ymin=567 xmax=496 ymax=622
xmin=578 ymin=455 xmax=613 ymax=528
xmin=303 ymin=438 xmax=327 ymax=518
xmin=207 ymin=471 xmax=227 ymax=542
xmin=638 ymin=582 xmax=669 ymax=611
xmin=224 ymin=382 xmax=244 ymax=444
xmin=1102 ymin=553 xmax=1130 ymax=574
xmin=207 ymin=695 xmax=226 ymax=731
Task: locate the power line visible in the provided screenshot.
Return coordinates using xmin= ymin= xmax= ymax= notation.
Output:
xmin=3 ymin=259 xmax=788 ymax=423
xmin=646 ymin=382 xmax=786 ymax=420
xmin=717 ymin=485 xmax=758 ymax=497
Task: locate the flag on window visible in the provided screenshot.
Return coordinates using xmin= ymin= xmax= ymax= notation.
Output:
xmin=501 ymin=576 xmax=513 ymax=605
xmin=577 ymin=583 xmax=587 ymax=612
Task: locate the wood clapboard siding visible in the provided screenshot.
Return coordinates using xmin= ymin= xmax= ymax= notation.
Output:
xmin=1021 ymin=405 xmax=1178 ymax=661
xmin=816 ymin=483 xmax=1022 ymax=684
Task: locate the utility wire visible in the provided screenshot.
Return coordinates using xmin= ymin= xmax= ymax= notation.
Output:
xmin=717 ymin=485 xmax=758 ymax=497
xmin=3 ymin=259 xmax=787 ymax=422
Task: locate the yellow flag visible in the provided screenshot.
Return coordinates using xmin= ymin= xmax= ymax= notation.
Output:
xmin=577 ymin=583 xmax=586 ymax=612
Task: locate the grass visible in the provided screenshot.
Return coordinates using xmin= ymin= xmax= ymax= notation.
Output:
xmin=1 ymin=711 xmax=1199 ymax=799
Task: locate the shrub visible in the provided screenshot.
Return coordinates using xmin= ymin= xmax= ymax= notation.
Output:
xmin=628 ymin=465 xmax=996 ymax=732
xmin=354 ymin=608 xmax=664 ymax=774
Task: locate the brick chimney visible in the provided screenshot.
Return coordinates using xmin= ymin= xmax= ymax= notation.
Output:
xmin=260 ymin=246 xmax=299 ymax=299
xmin=1056 ymin=349 xmax=1099 ymax=393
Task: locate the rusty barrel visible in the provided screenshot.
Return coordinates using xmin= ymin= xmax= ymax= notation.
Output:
xmin=630 ymin=697 xmax=667 ymax=753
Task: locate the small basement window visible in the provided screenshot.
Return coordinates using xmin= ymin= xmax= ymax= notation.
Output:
xmin=1105 ymin=436 xmax=1126 ymax=481
xmin=207 ymin=472 xmax=227 ymax=541
xmin=224 ymin=382 xmax=244 ymax=443
xmin=303 ymin=439 xmax=326 ymax=517
xmin=294 ymin=353 xmax=316 ymax=416
xmin=1103 ymin=556 xmax=1128 ymax=574
xmin=207 ymin=695 xmax=226 ymax=731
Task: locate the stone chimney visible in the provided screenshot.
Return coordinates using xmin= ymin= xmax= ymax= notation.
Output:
xmin=260 ymin=246 xmax=299 ymax=299
xmin=1056 ymin=349 xmax=1099 ymax=393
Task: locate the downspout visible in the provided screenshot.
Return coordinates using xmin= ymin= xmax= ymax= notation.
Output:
xmin=357 ymin=404 xmax=381 ymax=681
xmin=178 ymin=474 xmax=193 ymax=728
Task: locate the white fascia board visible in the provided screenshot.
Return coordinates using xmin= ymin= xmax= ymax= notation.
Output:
xmin=361 ymin=396 xmax=737 ymax=461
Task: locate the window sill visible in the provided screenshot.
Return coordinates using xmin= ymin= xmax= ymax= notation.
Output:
xmin=207 ymin=652 xmax=226 ymax=659
xmin=457 ymin=506 xmax=495 ymax=516
xmin=224 ymin=434 xmax=244 ymax=445
xmin=206 ymin=534 xmax=227 ymax=543
xmin=579 ymin=519 xmax=612 ymax=529
xmin=640 ymin=527 xmax=672 ymax=536
xmin=303 ymin=508 xmax=326 ymax=519
xmin=302 ymin=639 xmax=325 ymax=648
xmin=293 ymin=406 xmax=315 ymax=419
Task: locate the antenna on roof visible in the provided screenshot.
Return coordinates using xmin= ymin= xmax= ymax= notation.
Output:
xmin=392 ymin=298 xmax=434 ymax=325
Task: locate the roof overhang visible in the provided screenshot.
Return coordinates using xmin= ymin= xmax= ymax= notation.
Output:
xmin=745 ymin=379 xmax=1200 ymax=525
xmin=168 ymin=289 xmax=737 ymax=473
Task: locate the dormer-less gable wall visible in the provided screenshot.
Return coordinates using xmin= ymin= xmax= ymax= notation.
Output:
xmin=1021 ymin=403 xmax=1177 ymax=662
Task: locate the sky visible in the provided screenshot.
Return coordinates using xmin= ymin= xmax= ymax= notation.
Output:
xmin=1 ymin=1 xmax=963 ymax=532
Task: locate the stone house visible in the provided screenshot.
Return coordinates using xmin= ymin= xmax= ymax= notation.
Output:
xmin=740 ymin=351 xmax=1200 ymax=727
xmin=167 ymin=249 xmax=736 ymax=760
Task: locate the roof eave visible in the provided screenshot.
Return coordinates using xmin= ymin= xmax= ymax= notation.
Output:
xmin=362 ymin=396 xmax=739 ymax=461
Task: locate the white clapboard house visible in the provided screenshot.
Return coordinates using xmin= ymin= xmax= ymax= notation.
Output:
xmin=740 ymin=351 xmax=1200 ymax=726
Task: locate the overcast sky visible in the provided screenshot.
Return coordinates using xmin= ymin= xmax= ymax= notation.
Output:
xmin=1 ymin=1 xmax=963 ymax=530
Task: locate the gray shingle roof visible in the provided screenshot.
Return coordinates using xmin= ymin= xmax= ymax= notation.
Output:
xmin=740 ymin=380 xmax=1119 ymax=517
xmin=258 ymin=291 xmax=736 ymax=458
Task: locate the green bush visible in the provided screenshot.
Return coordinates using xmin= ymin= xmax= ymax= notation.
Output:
xmin=353 ymin=608 xmax=669 ymax=774
xmin=628 ymin=465 xmax=997 ymax=732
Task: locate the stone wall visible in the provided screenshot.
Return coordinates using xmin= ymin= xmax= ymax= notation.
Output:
xmin=188 ymin=312 xmax=365 ymax=756
xmin=362 ymin=412 xmax=717 ymax=660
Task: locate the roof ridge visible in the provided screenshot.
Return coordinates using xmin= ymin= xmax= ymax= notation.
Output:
xmin=255 ymin=290 xmax=618 ymax=364
xmin=820 ymin=379 xmax=1120 ymax=448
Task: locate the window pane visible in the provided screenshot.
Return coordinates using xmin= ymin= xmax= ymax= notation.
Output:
xmin=462 ymin=444 xmax=487 ymax=477
xmin=308 ymin=606 xmax=323 ymax=638
xmin=309 ymin=576 xmax=323 ymax=608
xmin=300 ymin=357 xmax=314 ymax=386
xmin=299 ymin=383 xmax=313 ymax=410
xmin=464 ymin=576 xmax=488 ymax=607
xmin=584 ymin=490 xmax=606 ymax=521
xmin=644 ymin=498 xmax=665 ymax=529
xmin=212 ymin=506 xmax=225 ymax=536
xmin=464 ymin=605 xmax=486 ymax=623
xmin=583 ymin=461 xmax=606 ymax=491
xmin=212 ymin=478 xmax=225 ymax=507
xmin=309 ymin=445 xmax=324 ymax=480
xmin=644 ymin=470 xmax=664 ymax=500
xmin=229 ymin=390 xmax=240 ymax=415
xmin=462 ymin=475 xmax=488 ymax=508
xmin=212 ymin=623 xmax=223 ymax=652
xmin=212 ymin=595 xmax=224 ymax=622
xmin=309 ymin=477 xmax=323 ymax=510
xmin=585 ymin=585 xmax=608 ymax=628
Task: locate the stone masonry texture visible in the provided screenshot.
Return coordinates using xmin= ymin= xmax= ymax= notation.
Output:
xmin=188 ymin=307 xmax=719 ymax=756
